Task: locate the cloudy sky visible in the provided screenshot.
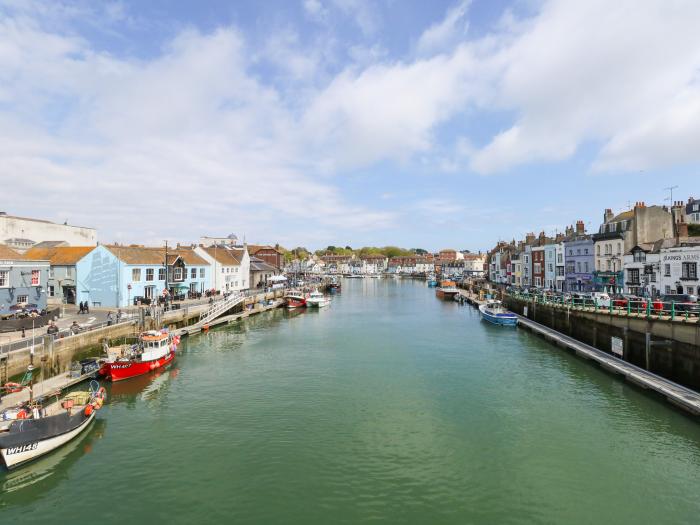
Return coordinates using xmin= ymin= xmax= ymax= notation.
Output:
xmin=1 ymin=0 xmax=699 ymax=251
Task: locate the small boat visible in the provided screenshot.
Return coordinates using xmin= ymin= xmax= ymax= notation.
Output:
xmin=427 ymin=273 xmax=438 ymax=287
xmin=327 ymin=281 xmax=341 ymax=293
xmin=306 ymin=291 xmax=330 ymax=308
xmin=0 ymin=381 xmax=106 ymax=470
xmin=284 ymin=290 xmax=307 ymax=309
xmin=436 ymin=280 xmax=459 ymax=300
xmin=99 ymin=330 xmax=178 ymax=382
xmin=479 ymin=301 xmax=518 ymax=326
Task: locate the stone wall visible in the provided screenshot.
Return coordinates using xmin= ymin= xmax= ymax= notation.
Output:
xmin=505 ymin=296 xmax=700 ymax=390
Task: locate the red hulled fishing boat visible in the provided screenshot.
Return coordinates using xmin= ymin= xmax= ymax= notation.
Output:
xmin=99 ymin=330 xmax=179 ymax=382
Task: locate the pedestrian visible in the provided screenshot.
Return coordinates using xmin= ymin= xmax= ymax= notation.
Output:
xmin=85 ymin=302 xmax=89 ymax=314
xmin=79 ymin=301 xmax=84 ymax=314
xmin=46 ymin=322 xmax=59 ymax=336
xmin=116 ymin=309 xmax=123 ymax=322
xmin=106 ymin=311 xmax=114 ymax=326
xmin=21 ymin=327 xmax=26 ymax=338
xmin=70 ymin=321 xmax=81 ymax=335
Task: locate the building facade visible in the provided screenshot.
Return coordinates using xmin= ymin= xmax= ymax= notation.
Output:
xmin=23 ymin=246 xmax=95 ymax=305
xmin=0 ymin=244 xmax=50 ymax=314
xmin=658 ymin=244 xmax=700 ymax=296
xmin=0 ymin=212 xmax=96 ymax=253
xmin=563 ymin=225 xmax=595 ymax=292
xmin=194 ymin=245 xmax=250 ymax=293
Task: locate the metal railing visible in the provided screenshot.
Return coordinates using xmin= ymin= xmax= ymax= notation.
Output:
xmin=509 ymin=292 xmax=700 ymax=321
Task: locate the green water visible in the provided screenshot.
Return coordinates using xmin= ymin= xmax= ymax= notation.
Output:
xmin=2 ymin=279 xmax=700 ymax=524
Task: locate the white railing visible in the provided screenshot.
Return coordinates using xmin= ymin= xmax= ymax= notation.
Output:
xmin=196 ymin=292 xmax=245 ymax=327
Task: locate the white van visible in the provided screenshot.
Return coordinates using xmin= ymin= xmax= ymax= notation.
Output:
xmin=590 ymin=292 xmax=611 ymax=307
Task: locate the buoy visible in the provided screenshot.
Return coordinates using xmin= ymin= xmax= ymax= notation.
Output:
xmin=84 ymin=404 xmax=93 ymax=416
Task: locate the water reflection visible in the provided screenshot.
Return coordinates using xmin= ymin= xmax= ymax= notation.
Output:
xmin=107 ymin=367 xmax=180 ymax=407
xmin=0 ymin=419 xmax=107 ymax=506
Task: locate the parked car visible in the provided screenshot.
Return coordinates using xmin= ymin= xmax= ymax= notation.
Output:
xmin=612 ymin=294 xmax=647 ymax=309
xmin=661 ymin=294 xmax=700 ymax=315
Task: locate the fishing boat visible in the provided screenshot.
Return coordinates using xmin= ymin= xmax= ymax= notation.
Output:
xmin=0 ymin=381 xmax=106 ymax=470
xmin=436 ymin=280 xmax=459 ymax=300
xmin=427 ymin=273 xmax=438 ymax=287
xmin=99 ymin=330 xmax=178 ymax=382
xmin=478 ymin=300 xmax=518 ymax=326
xmin=327 ymin=281 xmax=341 ymax=293
xmin=306 ymin=291 xmax=330 ymax=308
xmin=284 ymin=290 xmax=307 ymax=309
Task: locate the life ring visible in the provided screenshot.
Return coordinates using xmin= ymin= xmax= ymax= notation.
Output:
xmin=16 ymin=409 xmax=27 ymax=419
xmin=3 ymin=382 xmax=23 ymax=393
xmin=84 ymin=404 xmax=93 ymax=416
xmin=97 ymin=387 xmax=107 ymax=400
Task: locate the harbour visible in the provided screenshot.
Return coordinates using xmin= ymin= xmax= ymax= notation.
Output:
xmin=3 ymin=279 xmax=700 ymax=523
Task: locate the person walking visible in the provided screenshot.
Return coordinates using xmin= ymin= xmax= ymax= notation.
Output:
xmin=85 ymin=302 xmax=89 ymax=315
xmin=106 ymin=311 xmax=114 ymax=326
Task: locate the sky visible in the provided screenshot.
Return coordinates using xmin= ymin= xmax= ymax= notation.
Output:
xmin=1 ymin=0 xmax=699 ymax=252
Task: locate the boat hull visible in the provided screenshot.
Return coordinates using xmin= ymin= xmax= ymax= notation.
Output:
xmin=478 ymin=305 xmax=518 ymax=326
xmin=436 ymin=289 xmax=459 ymax=300
xmin=100 ymin=350 xmax=175 ymax=382
xmin=307 ymin=299 xmax=330 ymax=308
xmin=0 ymin=411 xmax=95 ymax=470
xmin=286 ymin=298 xmax=306 ymax=309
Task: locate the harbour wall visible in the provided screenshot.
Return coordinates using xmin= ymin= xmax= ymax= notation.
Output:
xmin=504 ymin=296 xmax=700 ymax=390
xmin=1 ymin=289 xmax=287 ymax=380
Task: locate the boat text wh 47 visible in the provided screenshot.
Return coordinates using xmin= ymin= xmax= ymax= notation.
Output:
xmin=99 ymin=330 xmax=179 ymax=382
xmin=306 ymin=291 xmax=330 ymax=308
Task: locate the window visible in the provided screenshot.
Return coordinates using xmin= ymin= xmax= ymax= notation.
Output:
xmin=628 ymin=268 xmax=640 ymax=284
xmin=174 ymin=267 xmax=183 ymax=280
xmin=17 ymin=294 xmax=28 ymax=304
xmin=31 ymin=269 xmax=40 ymax=285
xmin=200 ymin=268 xmax=205 ymax=278
xmin=49 ymin=268 xmax=55 ymax=279
xmin=584 ymin=262 xmax=589 ymax=273
xmin=146 ymin=268 xmax=154 ymax=281
xmin=0 ymin=270 xmax=8 ymax=287
xmin=577 ymin=249 xmax=581 ymax=255
xmin=606 ymin=260 xmax=611 ymax=271
xmin=596 ymin=245 xmax=601 ymax=256
xmin=191 ymin=268 xmax=197 ymax=279
xmin=665 ymin=285 xmax=671 ymax=294
xmin=158 ymin=268 xmax=165 ymax=280
xmin=664 ymin=263 xmax=671 ymax=276
xmin=577 ymin=262 xmax=581 ymax=273
xmin=617 ymin=243 xmax=621 ymax=255
xmin=633 ymin=251 xmax=646 ymax=263
xmin=688 ymin=287 xmax=695 ymax=295
xmin=584 ymin=248 xmax=589 ymax=255
xmin=221 ymin=268 xmax=225 ymax=274
xmin=132 ymin=268 xmax=141 ymax=282
xmin=682 ymin=262 xmax=697 ymax=279
xmin=48 ymin=285 xmax=55 ymax=297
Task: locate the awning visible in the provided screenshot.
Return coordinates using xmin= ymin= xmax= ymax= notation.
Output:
xmin=268 ymin=275 xmax=287 ymax=282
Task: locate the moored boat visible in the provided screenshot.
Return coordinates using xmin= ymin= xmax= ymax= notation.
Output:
xmin=284 ymin=290 xmax=307 ymax=309
xmin=436 ymin=280 xmax=459 ymax=300
xmin=99 ymin=330 xmax=178 ymax=382
xmin=306 ymin=291 xmax=330 ymax=308
xmin=0 ymin=381 xmax=106 ymax=470
xmin=478 ymin=300 xmax=518 ymax=326
xmin=427 ymin=273 xmax=438 ymax=287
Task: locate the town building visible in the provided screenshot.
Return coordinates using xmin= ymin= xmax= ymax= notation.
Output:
xmin=564 ymin=221 xmax=594 ymax=292
xmin=555 ymin=242 xmax=566 ymax=291
xmin=199 ymin=234 xmax=238 ymax=247
xmin=463 ymin=253 xmax=487 ymax=277
xmin=531 ymin=245 xmax=545 ymax=288
xmin=23 ymin=246 xmax=95 ymax=305
xmin=194 ymin=245 xmax=250 ymax=293
xmin=658 ymin=241 xmax=700 ymax=296
xmin=438 ymin=249 xmax=463 ymax=261
xmin=360 ymin=255 xmax=388 ymax=274
xmin=321 ymin=255 xmax=353 ymax=274
xmin=544 ymin=243 xmax=557 ymax=290
xmin=0 ymin=212 xmax=96 ymax=253
xmin=624 ymin=243 xmax=663 ymax=297
xmin=250 ymin=257 xmax=280 ymax=288
xmin=0 ymin=244 xmax=50 ymax=314
xmin=75 ymin=245 xmax=210 ymax=308
xmin=248 ymin=245 xmax=284 ymax=270
xmin=686 ymin=197 xmax=700 ymax=224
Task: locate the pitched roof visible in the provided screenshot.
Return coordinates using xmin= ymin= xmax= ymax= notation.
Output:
xmin=248 ymin=244 xmax=282 ymax=255
xmin=23 ymin=246 xmax=95 ymax=265
xmin=105 ymin=245 xmax=208 ymax=266
xmin=201 ymin=246 xmax=243 ymax=265
xmin=0 ymin=244 xmax=22 ymax=259
xmin=249 ymin=256 xmax=277 ymax=272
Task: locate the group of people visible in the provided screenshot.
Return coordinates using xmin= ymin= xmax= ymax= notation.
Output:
xmin=46 ymin=320 xmax=82 ymax=337
xmin=78 ymin=301 xmax=90 ymax=314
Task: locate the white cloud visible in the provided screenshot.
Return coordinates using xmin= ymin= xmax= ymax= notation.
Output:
xmin=416 ymin=0 xmax=471 ymax=56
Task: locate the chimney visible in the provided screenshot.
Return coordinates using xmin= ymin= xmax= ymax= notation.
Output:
xmin=525 ymin=232 xmax=535 ymax=245
xmin=576 ymin=220 xmax=585 ymax=234
xmin=676 ymin=216 xmax=689 ymax=239
xmin=604 ymin=208 xmax=614 ymax=222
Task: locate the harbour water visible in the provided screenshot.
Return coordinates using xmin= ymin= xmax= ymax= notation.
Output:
xmin=2 ymin=279 xmax=700 ymax=523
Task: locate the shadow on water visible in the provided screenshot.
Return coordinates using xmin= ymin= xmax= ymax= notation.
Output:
xmin=0 ymin=418 xmax=107 ymax=507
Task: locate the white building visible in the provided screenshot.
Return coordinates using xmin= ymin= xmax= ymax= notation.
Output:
xmin=555 ymin=243 xmax=566 ymax=291
xmin=624 ymin=244 xmax=661 ymax=297
xmin=194 ymin=245 xmax=250 ymax=292
xmin=658 ymin=243 xmax=700 ymax=296
xmin=0 ymin=212 xmax=96 ymax=253
xmin=199 ymin=234 xmax=238 ymax=247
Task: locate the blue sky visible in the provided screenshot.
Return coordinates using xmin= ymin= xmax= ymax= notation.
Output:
xmin=1 ymin=0 xmax=699 ymax=251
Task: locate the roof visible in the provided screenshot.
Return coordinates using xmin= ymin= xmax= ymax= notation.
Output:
xmin=201 ymin=246 xmax=243 ymax=265
xmin=249 ymin=257 xmax=277 ymax=272
xmin=248 ymin=244 xmax=282 ymax=255
xmin=611 ymin=210 xmax=634 ymax=222
xmin=23 ymin=246 xmax=95 ymax=265
xmin=105 ymin=245 xmax=208 ymax=266
xmin=0 ymin=244 xmax=22 ymax=259
xmin=32 ymin=240 xmax=68 ymax=249
xmin=0 ymin=213 xmax=95 ymax=230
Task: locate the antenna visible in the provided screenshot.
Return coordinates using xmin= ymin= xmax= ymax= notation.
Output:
xmin=664 ymin=185 xmax=678 ymax=204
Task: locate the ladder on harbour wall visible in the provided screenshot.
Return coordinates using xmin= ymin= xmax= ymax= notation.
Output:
xmin=194 ymin=293 xmax=245 ymax=329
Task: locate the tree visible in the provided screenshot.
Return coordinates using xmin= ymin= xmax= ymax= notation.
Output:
xmin=413 ymin=248 xmax=428 ymax=255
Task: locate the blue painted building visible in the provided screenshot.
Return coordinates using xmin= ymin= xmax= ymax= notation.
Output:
xmin=563 ymin=222 xmax=595 ymax=292
xmin=76 ymin=245 xmax=211 ymax=307
xmin=0 ymin=244 xmax=50 ymax=315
